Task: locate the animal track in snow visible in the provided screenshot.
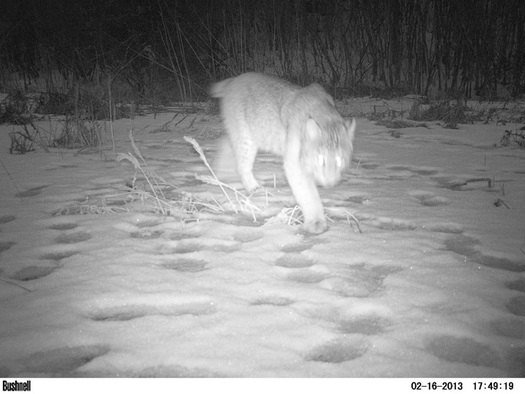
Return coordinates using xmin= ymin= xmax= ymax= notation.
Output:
xmin=88 ymin=302 xmax=216 ymax=321
xmin=322 ymin=272 xmax=384 ymax=297
xmin=444 ymin=235 xmax=479 ymax=256
xmin=307 ymin=305 xmax=392 ymax=335
xmin=425 ymin=335 xmax=499 ymax=368
xmin=434 ymin=176 xmax=492 ymax=191
xmin=386 ymin=165 xmax=413 ymax=172
xmin=275 ymin=254 xmax=315 ymax=268
xmin=411 ymin=168 xmax=440 ymax=176
xmin=134 ymin=218 xmax=166 ymax=228
xmin=337 ymin=314 xmax=392 ymax=335
xmin=358 ymin=215 xmax=417 ymax=231
xmin=369 ymin=264 xmax=404 ymax=276
xmin=131 ymin=229 xmax=164 ymax=239
xmin=337 ymin=315 xmax=391 ymax=335
xmin=120 ymin=217 xmax=197 ymax=241
xmin=0 ymin=241 xmax=15 ymax=253
xmin=386 ymin=165 xmax=441 ymax=177
xmin=39 ymin=249 xmax=79 ymax=261
xmin=119 ymin=364 xmax=222 ymax=378
xmin=506 ymin=279 xmax=525 ymax=293
xmin=409 ymin=191 xmax=450 ymax=207
xmin=168 ymin=229 xmax=202 ymax=240
xmin=474 ymin=255 xmax=525 ymax=272
xmin=15 ymin=185 xmax=49 ymax=198
xmin=344 ymin=195 xmax=371 ymax=205
xmin=375 ymin=219 xmax=417 ymax=231
xmin=162 ymin=258 xmax=208 ymax=273
xmin=232 ymin=229 xmax=264 ymax=243
xmin=489 ymin=318 xmax=525 ymax=339
xmin=151 ymin=242 xmax=199 ymax=255
xmin=104 ymin=199 xmax=127 ymax=207
xmin=425 ymin=222 xmax=464 ymax=234
xmin=54 ymin=231 xmax=92 ymax=244
xmin=305 ymin=337 xmax=369 ymax=363
xmin=282 ymin=260 xmax=398 ymax=298
xmin=250 ymin=296 xmax=295 ymax=306
xmin=18 ymin=345 xmax=110 ymax=375
xmin=280 ymin=239 xmax=321 ymax=253
xmin=444 ymin=235 xmax=525 ymax=272
xmin=321 ymin=264 xmax=400 ymax=298
xmin=506 ymin=296 xmax=525 ymax=317
xmin=359 ymin=161 xmax=380 ymax=170
xmin=47 ymin=222 xmax=79 ymax=230
xmin=287 ymin=269 xmax=327 ymax=284
xmin=11 ymin=265 xmax=57 ymax=281
xmin=155 ymin=239 xmax=242 ymax=255
xmin=0 ymin=215 xmax=16 ymax=224
xmin=280 ymin=243 xmax=312 ymax=253
xmin=507 ymin=347 xmax=525 ymax=376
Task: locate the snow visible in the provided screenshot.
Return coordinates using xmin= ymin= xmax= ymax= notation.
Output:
xmin=0 ymin=101 xmax=524 ymax=378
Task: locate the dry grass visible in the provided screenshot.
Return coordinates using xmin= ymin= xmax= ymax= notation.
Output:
xmin=499 ymin=129 xmax=525 ymax=148
xmin=51 ymin=115 xmax=104 ymax=149
xmin=409 ymin=100 xmax=467 ymax=129
xmin=183 ymin=136 xmax=261 ymax=220
xmin=266 ymin=205 xmax=361 ymax=233
xmin=51 ymin=129 xmax=360 ymax=233
xmin=115 ymin=131 xmax=227 ymax=219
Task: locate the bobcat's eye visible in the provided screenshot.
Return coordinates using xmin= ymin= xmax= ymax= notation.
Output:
xmin=335 ymin=156 xmax=344 ymax=168
xmin=317 ymin=154 xmax=326 ymax=166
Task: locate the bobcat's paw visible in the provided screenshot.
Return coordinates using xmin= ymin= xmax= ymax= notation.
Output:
xmin=244 ymin=180 xmax=261 ymax=194
xmin=241 ymin=174 xmax=261 ymax=194
xmin=301 ymin=218 xmax=328 ymax=235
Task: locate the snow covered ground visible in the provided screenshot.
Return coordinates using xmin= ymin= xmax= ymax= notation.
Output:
xmin=0 ymin=99 xmax=524 ymax=377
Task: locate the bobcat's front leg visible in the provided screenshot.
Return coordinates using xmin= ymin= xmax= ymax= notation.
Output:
xmin=284 ymin=160 xmax=327 ymax=234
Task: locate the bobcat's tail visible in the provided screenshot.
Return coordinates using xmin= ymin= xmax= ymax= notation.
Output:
xmin=209 ymin=78 xmax=233 ymax=98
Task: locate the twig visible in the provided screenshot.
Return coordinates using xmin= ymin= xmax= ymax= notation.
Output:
xmin=325 ymin=207 xmax=362 ymax=233
xmin=494 ymin=199 xmax=510 ymax=209
xmin=464 ymin=178 xmax=493 ymax=188
xmin=0 ymin=156 xmax=22 ymax=199
xmin=0 ymin=277 xmax=32 ymax=292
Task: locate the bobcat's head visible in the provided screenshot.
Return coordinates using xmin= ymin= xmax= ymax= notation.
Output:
xmin=302 ymin=117 xmax=356 ymax=187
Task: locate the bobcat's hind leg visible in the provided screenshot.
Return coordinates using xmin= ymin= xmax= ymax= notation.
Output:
xmin=213 ymin=136 xmax=238 ymax=182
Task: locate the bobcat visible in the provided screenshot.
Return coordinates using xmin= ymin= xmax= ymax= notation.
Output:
xmin=210 ymin=72 xmax=356 ymax=234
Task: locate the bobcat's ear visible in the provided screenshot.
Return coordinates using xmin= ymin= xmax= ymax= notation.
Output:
xmin=305 ymin=118 xmax=322 ymax=141
xmin=345 ymin=118 xmax=356 ymax=141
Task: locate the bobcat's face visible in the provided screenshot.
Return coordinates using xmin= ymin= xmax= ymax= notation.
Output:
xmin=306 ymin=144 xmax=351 ymax=187
xmin=301 ymin=118 xmax=356 ymax=187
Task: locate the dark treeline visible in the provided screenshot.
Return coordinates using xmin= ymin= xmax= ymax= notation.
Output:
xmin=1 ymin=0 xmax=524 ymax=103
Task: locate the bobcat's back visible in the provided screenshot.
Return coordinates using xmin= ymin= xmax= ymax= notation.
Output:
xmin=210 ymin=72 xmax=297 ymax=156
